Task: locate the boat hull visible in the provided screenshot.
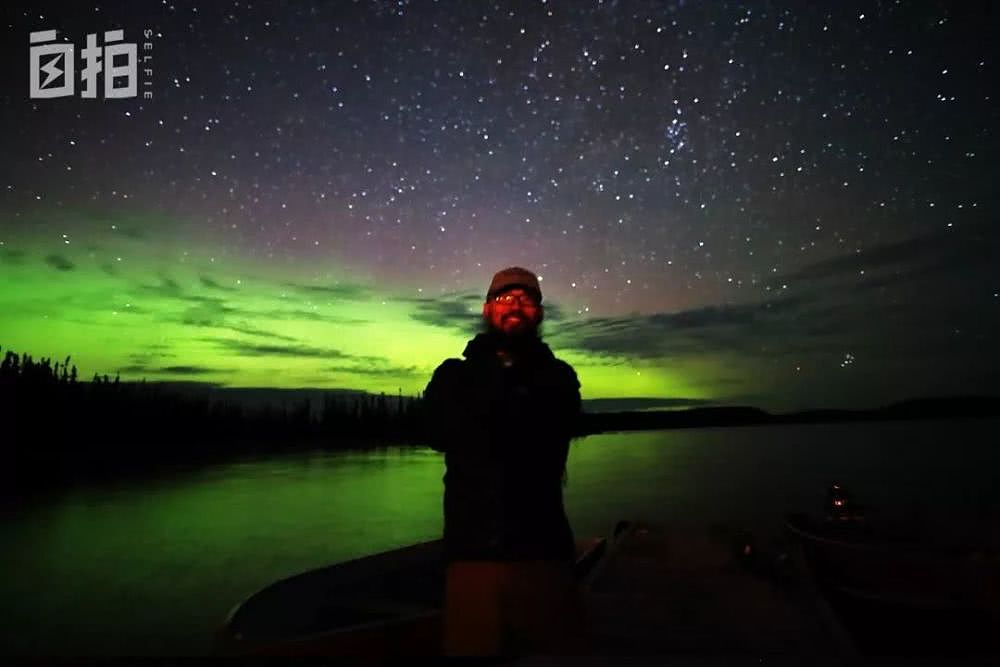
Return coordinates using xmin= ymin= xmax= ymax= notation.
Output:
xmin=217 ymin=535 xmax=608 ymax=656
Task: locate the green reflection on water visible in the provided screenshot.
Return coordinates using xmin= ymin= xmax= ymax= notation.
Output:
xmin=0 ymin=447 xmax=445 ymax=655
xmin=2 ymin=421 xmax=998 ymax=656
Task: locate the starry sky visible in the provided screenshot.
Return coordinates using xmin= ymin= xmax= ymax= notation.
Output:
xmin=1 ymin=0 xmax=997 ymax=412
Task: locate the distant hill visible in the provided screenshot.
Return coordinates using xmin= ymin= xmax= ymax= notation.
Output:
xmin=581 ymin=397 xmax=716 ymax=412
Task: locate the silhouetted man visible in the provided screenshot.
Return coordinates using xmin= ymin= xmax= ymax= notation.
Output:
xmin=422 ymin=266 xmax=588 ymax=656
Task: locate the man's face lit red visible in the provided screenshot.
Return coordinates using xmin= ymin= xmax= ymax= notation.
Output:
xmin=482 ymin=287 xmax=543 ymax=336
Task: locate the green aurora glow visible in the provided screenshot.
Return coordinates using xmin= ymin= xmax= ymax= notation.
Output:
xmin=1 ymin=210 xmax=713 ymax=403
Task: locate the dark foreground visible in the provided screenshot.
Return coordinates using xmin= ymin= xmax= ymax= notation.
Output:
xmin=217 ymin=517 xmax=1000 ymax=660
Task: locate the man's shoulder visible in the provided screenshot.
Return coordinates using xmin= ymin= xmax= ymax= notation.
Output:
xmin=432 ymin=357 xmax=465 ymax=373
xmin=428 ymin=357 xmax=466 ymax=384
xmin=547 ymin=355 xmax=580 ymax=389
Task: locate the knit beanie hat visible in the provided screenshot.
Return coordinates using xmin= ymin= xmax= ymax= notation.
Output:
xmin=486 ymin=266 xmax=542 ymax=303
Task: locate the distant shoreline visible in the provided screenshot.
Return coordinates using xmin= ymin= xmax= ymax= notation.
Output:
xmin=578 ymin=395 xmax=1000 ymax=435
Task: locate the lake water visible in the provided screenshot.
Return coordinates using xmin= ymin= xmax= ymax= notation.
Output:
xmin=2 ymin=418 xmax=998 ymax=656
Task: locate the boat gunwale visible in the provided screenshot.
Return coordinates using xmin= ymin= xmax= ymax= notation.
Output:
xmin=784 ymin=513 xmax=994 ymax=560
xmin=221 ymin=537 xmax=443 ymax=635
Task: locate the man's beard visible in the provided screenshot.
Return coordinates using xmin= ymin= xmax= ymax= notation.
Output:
xmin=481 ymin=315 xmax=543 ymax=340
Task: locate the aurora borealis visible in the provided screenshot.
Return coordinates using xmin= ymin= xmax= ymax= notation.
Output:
xmin=1 ymin=1 xmax=997 ymax=412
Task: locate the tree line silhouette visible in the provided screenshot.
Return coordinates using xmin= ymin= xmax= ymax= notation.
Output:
xmin=2 ymin=345 xmax=427 ymax=497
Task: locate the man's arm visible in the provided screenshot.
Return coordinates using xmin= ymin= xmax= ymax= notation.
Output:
xmin=554 ymin=359 xmax=582 ymax=439
xmin=420 ymin=358 xmax=466 ymax=452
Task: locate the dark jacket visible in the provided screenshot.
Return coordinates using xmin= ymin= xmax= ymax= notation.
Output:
xmin=422 ymin=330 xmax=582 ymax=562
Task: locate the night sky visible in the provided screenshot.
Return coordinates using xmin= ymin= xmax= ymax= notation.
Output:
xmin=1 ymin=1 xmax=997 ymax=412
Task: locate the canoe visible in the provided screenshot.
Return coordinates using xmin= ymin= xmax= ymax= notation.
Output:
xmin=786 ymin=511 xmax=1000 ymax=655
xmin=215 ymin=528 xmax=617 ymax=657
xmin=786 ymin=512 xmax=1000 ymax=610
